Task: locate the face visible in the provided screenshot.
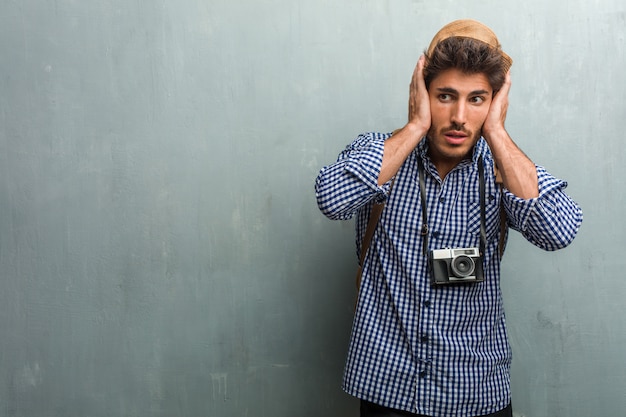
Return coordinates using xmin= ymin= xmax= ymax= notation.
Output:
xmin=426 ymin=69 xmax=493 ymax=176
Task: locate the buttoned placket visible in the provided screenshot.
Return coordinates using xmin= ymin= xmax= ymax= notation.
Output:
xmin=414 ymin=160 xmax=443 ymax=410
xmin=414 ymin=160 xmax=469 ymax=410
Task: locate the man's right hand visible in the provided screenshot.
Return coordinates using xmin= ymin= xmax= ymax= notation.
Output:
xmin=408 ymin=55 xmax=432 ymax=132
xmin=377 ymin=55 xmax=431 ymax=186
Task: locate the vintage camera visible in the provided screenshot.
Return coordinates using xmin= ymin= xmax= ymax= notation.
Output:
xmin=429 ymin=247 xmax=484 ymax=285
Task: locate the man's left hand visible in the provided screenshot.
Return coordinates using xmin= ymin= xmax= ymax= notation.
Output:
xmin=483 ymin=70 xmax=512 ymax=140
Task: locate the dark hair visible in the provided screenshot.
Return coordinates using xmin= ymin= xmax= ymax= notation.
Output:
xmin=424 ymin=37 xmax=506 ymax=92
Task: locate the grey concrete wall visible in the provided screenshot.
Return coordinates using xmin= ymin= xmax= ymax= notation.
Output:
xmin=0 ymin=0 xmax=623 ymax=416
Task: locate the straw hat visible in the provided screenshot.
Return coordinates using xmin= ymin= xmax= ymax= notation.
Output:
xmin=426 ymin=19 xmax=513 ymax=72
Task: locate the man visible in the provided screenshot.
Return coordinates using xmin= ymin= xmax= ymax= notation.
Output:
xmin=315 ymin=20 xmax=583 ymax=417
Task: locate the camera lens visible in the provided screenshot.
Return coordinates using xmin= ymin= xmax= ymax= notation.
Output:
xmin=451 ymin=255 xmax=475 ymax=277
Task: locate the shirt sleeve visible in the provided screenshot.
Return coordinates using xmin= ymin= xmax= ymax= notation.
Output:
xmin=315 ymin=132 xmax=392 ymax=220
xmin=502 ymin=165 xmax=583 ymax=251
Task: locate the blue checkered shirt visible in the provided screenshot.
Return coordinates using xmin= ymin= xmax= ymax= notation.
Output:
xmin=315 ymin=132 xmax=583 ymax=416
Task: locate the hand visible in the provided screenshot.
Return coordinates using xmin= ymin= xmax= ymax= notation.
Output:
xmin=408 ymin=55 xmax=431 ymax=132
xmin=378 ymin=56 xmax=431 ymax=185
xmin=480 ymin=70 xmax=539 ymax=199
xmin=483 ymin=70 xmax=512 ymax=139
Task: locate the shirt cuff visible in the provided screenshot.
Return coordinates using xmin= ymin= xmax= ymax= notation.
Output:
xmin=504 ymin=163 xmax=576 ymax=228
xmin=343 ymin=134 xmax=390 ymax=201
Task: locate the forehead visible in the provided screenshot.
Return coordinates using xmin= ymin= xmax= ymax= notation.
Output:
xmin=429 ymin=68 xmax=492 ymax=95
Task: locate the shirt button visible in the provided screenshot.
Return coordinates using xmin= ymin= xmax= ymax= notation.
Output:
xmin=419 ymin=370 xmax=427 ymax=378
xmin=432 ymin=231 xmax=440 ymax=238
xmin=439 ymin=197 xmax=445 ymax=203
xmin=421 ymin=335 xmax=429 ymax=343
xmin=423 ymin=300 xmax=431 ymax=308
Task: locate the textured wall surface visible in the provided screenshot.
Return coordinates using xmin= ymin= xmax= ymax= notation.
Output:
xmin=0 ymin=1 xmax=623 ymax=416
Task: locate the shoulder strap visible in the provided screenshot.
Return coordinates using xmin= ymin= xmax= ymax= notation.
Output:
xmin=355 ymin=129 xmax=400 ymax=292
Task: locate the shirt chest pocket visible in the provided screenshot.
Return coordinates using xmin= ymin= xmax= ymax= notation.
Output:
xmin=466 ymin=198 xmax=501 ymax=241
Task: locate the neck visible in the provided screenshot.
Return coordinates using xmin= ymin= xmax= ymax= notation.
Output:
xmin=427 ymin=151 xmax=468 ymax=179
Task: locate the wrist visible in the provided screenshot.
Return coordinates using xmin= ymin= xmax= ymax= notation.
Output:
xmin=482 ymin=126 xmax=508 ymax=145
xmin=405 ymin=120 xmax=429 ymax=139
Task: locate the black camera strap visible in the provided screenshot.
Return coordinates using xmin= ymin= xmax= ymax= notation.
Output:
xmin=478 ymin=156 xmax=487 ymax=256
xmin=417 ymin=157 xmax=430 ymax=256
xmin=417 ymin=155 xmax=487 ymax=256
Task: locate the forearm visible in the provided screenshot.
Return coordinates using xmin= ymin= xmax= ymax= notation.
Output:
xmin=485 ymin=129 xmax=538 ymax=199
xmin=378 ymin=123 xmax=427 ymax=185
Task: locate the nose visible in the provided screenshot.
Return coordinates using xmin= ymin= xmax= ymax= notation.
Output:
xmin=451 ymin=101 xmax=467 ymax=126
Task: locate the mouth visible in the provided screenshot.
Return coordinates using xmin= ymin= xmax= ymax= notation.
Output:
xmin=443 ymin=130 xmax=469 ymax=145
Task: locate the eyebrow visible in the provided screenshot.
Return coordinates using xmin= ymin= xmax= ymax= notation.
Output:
xmin=436 ymin=87 xmax=490 ymax=96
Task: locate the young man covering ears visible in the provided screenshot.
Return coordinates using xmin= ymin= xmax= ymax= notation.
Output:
xmin=315 ymin=19 xmax=582 ymax=417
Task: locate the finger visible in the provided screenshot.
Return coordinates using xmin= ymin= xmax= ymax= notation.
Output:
xmin=495 ymin=70 xmax=512 ymax=100
xmin=417 ymin=54 xmax=425 ymax=72
xmin=408 ymin=57 xmax=420 ymax=119
xmin=415 ymin=55 xmax=427 ymax=89
xmin=409 ymin=57 xmax=420 ymax=89
xmin=410 ymin=55 xmax=426 ymax=82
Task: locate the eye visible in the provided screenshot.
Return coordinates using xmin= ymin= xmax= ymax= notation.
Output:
xmin=470 ymin=96 xmax=486 ymax=104
xmin=439 ymin=94 xmax=453 ymax=102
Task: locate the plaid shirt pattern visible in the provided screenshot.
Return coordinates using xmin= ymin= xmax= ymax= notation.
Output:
xmin=315 ymin=132 xmax=583 ymax=416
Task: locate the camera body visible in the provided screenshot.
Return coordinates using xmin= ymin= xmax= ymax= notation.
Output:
xmin=429 ymin=247 xmax=484 ymax=285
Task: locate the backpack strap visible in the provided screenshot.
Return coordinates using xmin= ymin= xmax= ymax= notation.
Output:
xmin=355 ymin=178 xmax=395 ymax=292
